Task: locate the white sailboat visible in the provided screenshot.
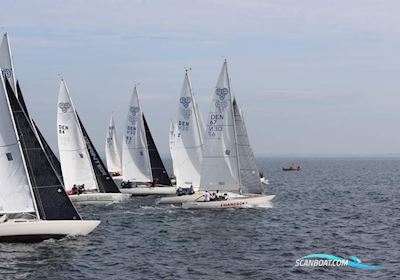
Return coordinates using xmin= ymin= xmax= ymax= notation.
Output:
xmin=119 ymin=86 xmax=176 ymax=195
xmin=158 ymin=70 xmax=206 ymax=204
xmin=182 ymin=60 xmax=274 ymax=209
xmin=57 ymin=79 xmax=131 ymax=205
xmin=0 ymin=66 xmax=99 ymax=242
xmin=105 ymin=114 xmax=122 ymax=176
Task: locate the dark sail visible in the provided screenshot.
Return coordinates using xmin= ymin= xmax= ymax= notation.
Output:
xmin=15 ymin=81 xmax=64 ymax=184
xmin=16 ymin=81 xmax=28 ymax=113
xmin=5 ymin=78 xmax=81 ymax=220
xmin=77 ymin=115 xmax=120 ymax=193
xmin=32 ymin=120 xmax=64 ymax=184
xmin=143 ymin=115 xmax=172 ymax=186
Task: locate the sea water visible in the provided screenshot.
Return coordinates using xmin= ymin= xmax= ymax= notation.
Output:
xmin=0 ymin=158 xmax=398 ymax=279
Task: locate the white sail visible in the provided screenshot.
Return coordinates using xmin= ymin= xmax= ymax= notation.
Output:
xmin=170 ymin=72 xmax=204 ymax=190
xmin=169 ymin=121 xmax=177 ymax=174
xmin=233 ymin=100 xmax=264 ymax=194
xmin=0 ymin=33 xmax=17 ymax=94
xmin=199 ymin=60 xmax=240 ymax=192
xmin=0 ymin=73 xmax=35 ymax=214
xmin=105 ymin=114 xmax=122 ymax=174
xmin=57 ymin=79 xmax=98 ymax=192
xmin=121 ymin=86 xmax=152 ymax=183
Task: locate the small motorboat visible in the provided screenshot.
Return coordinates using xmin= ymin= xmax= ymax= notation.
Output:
xmin=282 ymin=164 xmax=301 ymax=171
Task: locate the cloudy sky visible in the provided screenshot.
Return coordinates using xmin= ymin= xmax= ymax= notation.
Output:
xmin=2 ymin=0 xmax=400 ymax=156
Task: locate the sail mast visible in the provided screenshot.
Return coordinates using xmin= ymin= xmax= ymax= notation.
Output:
xmin=225 ymin=60 xmax=242 ymax=192
xmin=187 ymin=70 xmax=204 ymax=147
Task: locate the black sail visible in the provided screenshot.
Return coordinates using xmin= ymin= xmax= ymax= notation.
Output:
xmin=15 ymin=81 xmax=64 ymax=184
xmin=5 ymin=79 xmax=81 ymax=220
xmin=77 ymin=115 xmax=120 ymax=193
xmin=32 ymin=120 xmax=64 ymax=184
xmin=16 ymin=81 xmax=28 ymax=113
xmin=143 ymin=115 xmax=172 ymax=186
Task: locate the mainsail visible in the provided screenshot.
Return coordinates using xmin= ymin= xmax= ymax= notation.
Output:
xmin=57 ymin=80 xmax=98 ymax=192
xmin=121 ymin=86 xmax=152 ymax=183
xmin=199 ymin=60 xmax=240 ymax=192
xmin=233 ymin=99 xmax=264 ymax=194
xmin=78 ymin=115 xmax=120 ymax=193
xmin=0 ymin=33 xmax=17 ymax=94
xmin=5 ymin=78 xmax=81 ymax=220
xmin=0 ymin=73 xmax=34 ymax=214
xmin=143 ymin=115 xmax=172 ymax=186
xmin=105 ymin=114 xmax=122 ymax=174
xmin=170 ymin=71 xmax=203 ymax=189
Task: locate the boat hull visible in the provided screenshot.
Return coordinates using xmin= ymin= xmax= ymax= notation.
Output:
xmin=119 ymin=186 xmax=177 ymax=196
xmin=0 ymin=219 xmax=100 ymax=242
xmin=69 ymin=193 xmax=131 ymax=205
xmin=156 ymin=192 xmax=205 ymax=204
xmin=182 ymin=195 xmax=275 ymax=209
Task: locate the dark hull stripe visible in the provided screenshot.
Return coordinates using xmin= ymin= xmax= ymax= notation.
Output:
xmin=0 ymin=234 xmax=66 ymax=243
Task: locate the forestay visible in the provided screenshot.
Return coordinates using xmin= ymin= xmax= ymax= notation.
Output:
xmin=199 ymin=61 xmax=240 ymax=192
xmin=233 ymin=99 xmax=264 ymax=194
xmin=121 ymin=86 xmax=152 ymax=183
xmin=0 ymin=73 xmax=34 ymax=214
xmin=57 ymin=80 xmax=98 ymax=192
xmin=170 ymin=71 xmax=203 ymax=189
xmin=105 ymin=114 xmax=122 ymax=174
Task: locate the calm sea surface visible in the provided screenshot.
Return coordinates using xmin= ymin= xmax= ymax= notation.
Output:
xmin=1 ymin=158 xmax=399 ymax=280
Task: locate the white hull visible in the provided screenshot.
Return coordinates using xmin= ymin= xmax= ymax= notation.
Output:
xmin=156 ymin=192 xmax=205 ymax=204
xmin=182 ymin=195 xmax=275 ymax=209
xmin=120 ymin=186 xmax=177 ymax=196
xmin=69 ymin=192 xmax=131 ymax=206
xmin=0 ymin=219 xmax=100 ymax=242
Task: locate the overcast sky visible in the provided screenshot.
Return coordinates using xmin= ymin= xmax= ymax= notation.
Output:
xmin=2 ymin=0 xmax=400 ymax=156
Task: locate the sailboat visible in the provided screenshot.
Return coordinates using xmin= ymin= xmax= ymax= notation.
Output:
xmin=1 ymin=33 xmax=64 ymax=185
xmin=0 ymin=60 xmax=99 ymax=241
xmin=119 ymin=86 xmax=176 ymax=196
xmin=158 ymin=70 xmax=206 ymax=204
xmin=57 ymin=79 xmax=131 ymax=205
xmin=105 ymin=114 xmax=122 ymax=176
xmin=182 ymin=60 xmax=275 ymax=209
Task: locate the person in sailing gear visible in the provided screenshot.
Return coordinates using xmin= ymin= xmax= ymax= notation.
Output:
xmin=204 ymin=191 xmax=211 ymax=202
xmin=189 ymin=185 xmax=194 ymax=195
xmin=177 ymin=187 xmax=184 ymax=196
